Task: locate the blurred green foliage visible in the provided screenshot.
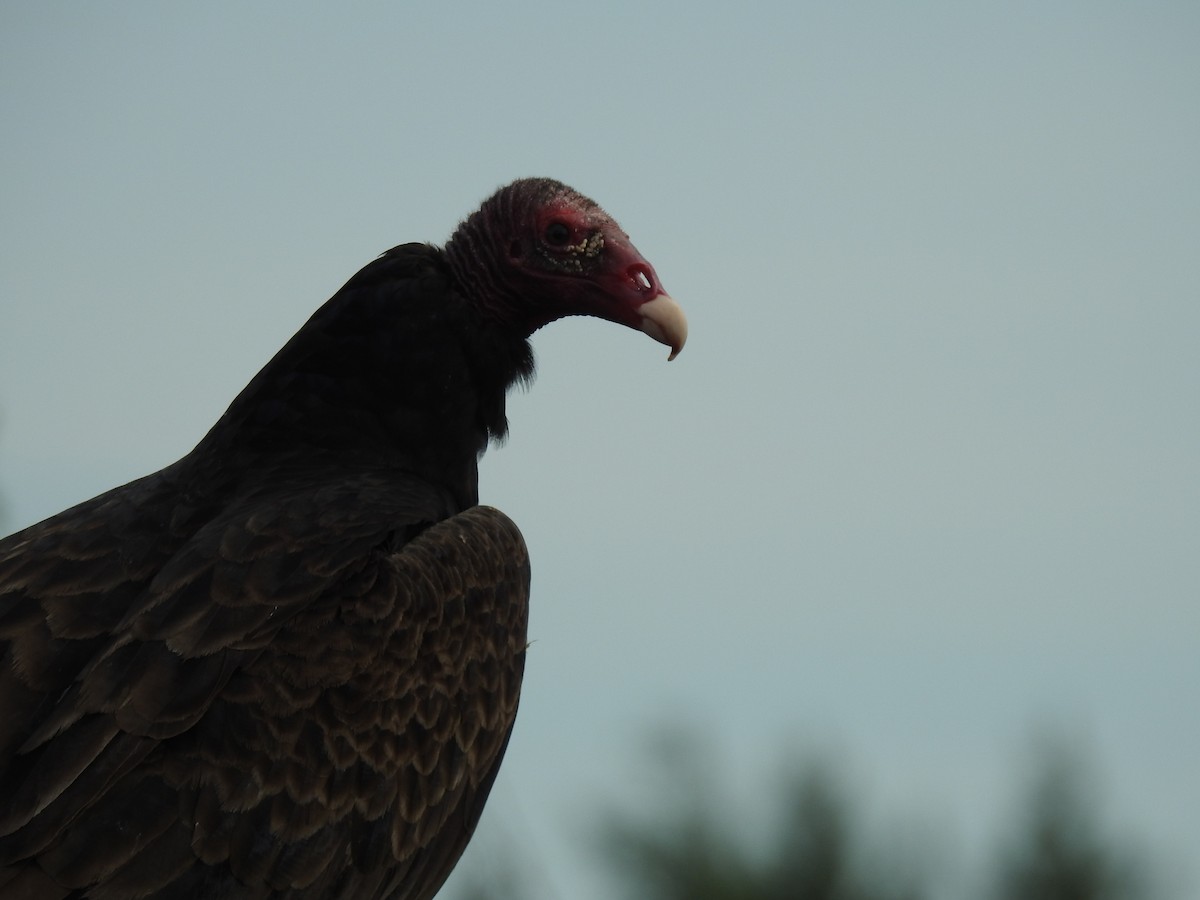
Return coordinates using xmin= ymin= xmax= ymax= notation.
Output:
xmin=450 ymin=731 xmax=1159 ymax=900
xmin=989 ymin=738 xmax=1151 ymax=900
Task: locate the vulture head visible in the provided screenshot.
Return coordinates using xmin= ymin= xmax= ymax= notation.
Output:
xmin=445 ymin=178 xmax=687 ymax=360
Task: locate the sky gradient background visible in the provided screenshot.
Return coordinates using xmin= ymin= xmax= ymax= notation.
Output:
xmin=2 ymin=4 xmax=1197 ymax=897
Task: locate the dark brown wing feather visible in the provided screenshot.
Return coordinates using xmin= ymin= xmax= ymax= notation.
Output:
xmin=0 ymin=476 xmax=529 ymax=900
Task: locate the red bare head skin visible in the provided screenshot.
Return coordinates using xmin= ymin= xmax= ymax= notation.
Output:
xmin=444 ymin=179 xmax=687 ymax=359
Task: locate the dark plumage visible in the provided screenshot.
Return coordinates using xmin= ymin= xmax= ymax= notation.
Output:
xmin=0 ymin=178 xmax=686 ymax=899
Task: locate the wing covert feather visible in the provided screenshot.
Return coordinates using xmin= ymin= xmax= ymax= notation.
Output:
xmin=0 ymin=493 xmax=530 ymax=900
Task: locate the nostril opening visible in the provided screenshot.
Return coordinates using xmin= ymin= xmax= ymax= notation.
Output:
xmin=629 ymin=263 xmax=655 ymax=292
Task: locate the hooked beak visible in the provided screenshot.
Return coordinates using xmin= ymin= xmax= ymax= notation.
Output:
xmin=584 ymin=234 xmax=687 ymax=360
xmin=637 ymin=292 xmax=687 ymax=361
xmin=618 ymin=259 xmax=686 ymax=361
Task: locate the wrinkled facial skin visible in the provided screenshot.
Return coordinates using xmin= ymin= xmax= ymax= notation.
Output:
xmin=451 ymin=178 xmax=687 ymax=359
xmin=511 ymin=193 xmax=685 ymax=359
xmin=529 ymin=203 xmax=609 ymax=274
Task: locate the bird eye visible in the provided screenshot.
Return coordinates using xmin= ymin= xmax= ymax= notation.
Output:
xmin=544 ymin=221 xmax=571 ymax=246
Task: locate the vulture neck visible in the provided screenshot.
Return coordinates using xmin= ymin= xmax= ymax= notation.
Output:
xmin=444 ymin=194 xmax=557 ymax=339
xmin=186 ymin=245 xmax=535 ymax=511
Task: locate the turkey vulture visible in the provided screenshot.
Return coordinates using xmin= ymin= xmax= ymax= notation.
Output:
xmin=0 ymin=178 xmax=686 ymax=899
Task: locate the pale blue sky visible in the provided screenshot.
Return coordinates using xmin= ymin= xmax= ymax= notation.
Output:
xmin=2 ymin=4 xmax=1197 ymax=897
